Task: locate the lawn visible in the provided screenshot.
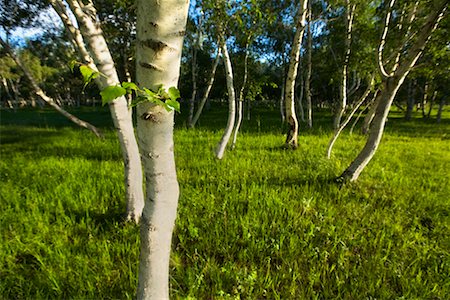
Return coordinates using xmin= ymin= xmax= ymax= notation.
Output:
xmin=0 ymin=105 xmax=449 ymax=299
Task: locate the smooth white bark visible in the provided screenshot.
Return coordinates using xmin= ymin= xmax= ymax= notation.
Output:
xmin=64 ymin=0 xmax=144 ymax=222
xmin=135 ymin=0 xmax=188 ymax=298
xmin=215 ymin=41 xmax=236 ymax=159
xmin=334 ymin=1 xmax=355 ymax=129
xmin=231 ymin=41 xmax=250 ymax=149
xmin=340 ymin=2 xmax=446 ymax=181
xmin=285 ymin=0 xmax=308 ymax=148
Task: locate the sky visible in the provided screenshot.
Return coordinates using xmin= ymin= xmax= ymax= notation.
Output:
xmin=1 ymin=3 xmax=74 ymax=46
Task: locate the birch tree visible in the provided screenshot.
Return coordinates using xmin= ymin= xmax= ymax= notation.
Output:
xmin=338 ymin=0 xmax=447 ymax=182
xmin=285 ymin=0 xmax=309 ymax=149
xmin=0 ymin=38 xmax=102 ymax=137
xmin=51 ymin=0 xmax=144 ymax=222
xmin=334 ymin=0 xmax=356 ymax=129
xmin=190 ymin=46 xmax=221 ymax=128
xmin=135 ymin=0 xmax=188 ymax=297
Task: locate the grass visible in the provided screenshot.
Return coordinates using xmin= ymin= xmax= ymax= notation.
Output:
xmin=0 ymin=105 xmax=449 ymax=299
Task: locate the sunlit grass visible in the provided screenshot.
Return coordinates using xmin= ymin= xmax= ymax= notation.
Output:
xmin=0 ymin=106 xmax=449 ymax=298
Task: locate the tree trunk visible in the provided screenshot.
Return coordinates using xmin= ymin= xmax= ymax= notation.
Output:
xmin=0 ymin=38 xmax=102 ymax=138
xmin=280 ymin=80 xmax=285 ymax=123
xmin=231 ymin=41 xmax=250 ymax=149
xmin=305 ymin=1 xmax=313 ymax=129
xmin=327 ymin=78 xmax=373 ymax=158
xmin=421 ymin=82 xmax=429 ymax=118
xmin=405 ymin=79 xmax=415 ymax=120
xmin=215 ymin=40 xmax=236 ymax=159
xmin=296 ymin=71 xmax=305 ymax=122
xmin=350 ymin=89 xmax=378 ymax=134
xmin=190 ymin=47 xmax=221 ymax=128
xmin=135 ymin=0 xmax=188 ymax=298
xmin=361 ymin=95 xmax=380 ymax=134
xmin=436 ymin=97 xmax=445 ymax=123
xmin=334 ymin=1 xmax=355 ymax=129
xmin=187 ymin=45 xmax=198 ymax=127
xmin=64 ymin=0 xmax=144 ymax=223
xmin=339 ymin=1 xmax=446 ymax=182
xmin=427 ymin=90 xmax=437 ymax=118
xmin=285 ymin=0 xmax=308 ymax=149
xmin=1 ymin=77 xmax=14 ymax=109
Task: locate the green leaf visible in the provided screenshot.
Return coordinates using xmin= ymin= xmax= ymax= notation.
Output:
xmin=79 ymin=65 xmax=99 ymax=87
xmin=165 ymin=99 xmax=180 ymax=112
xmin=130 ymin=96 xmax=148 ymax=108
xmin=100 ymin=85 xmax=127 ymax=105
xmin=143 ymin=88 xmax=158 ymax=98
xmin=168 ymin=86 xmax=180 ymax=101
xmin=69 ymin=60 xmax=78 ymax=72
xmin=121 ymin=82 xmax=139 ymax=92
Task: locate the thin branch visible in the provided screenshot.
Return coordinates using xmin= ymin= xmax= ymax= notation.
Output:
xmin=378 ymin=0 xmax=396 ymax=78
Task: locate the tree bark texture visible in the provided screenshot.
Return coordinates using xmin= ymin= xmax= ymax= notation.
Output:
xmin=339 ymin=2 xmax=447 ymax=182
xmin=285 ymin=0 xmax=308 ymax=149
xmin=215 ymin=40 xmax=236 ymax=159
xmin=65 ymin=0 xmax=144 ymax=222
xmin=135 ymin=0 xmax=188 ymax=298
xmin=190 ymin=47 xmax=221 ymax=128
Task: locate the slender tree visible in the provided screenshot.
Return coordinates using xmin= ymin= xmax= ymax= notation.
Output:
xmin=190 ymin=46 xmax=221 ymax=128
xmin=285 ymin=0 xmax=309 ymax=148
xmin=135 ymin=0 xmax=189 ymax=297
xmin=338 ymin=0 xmax=447 ymax=182
xmin=52 ymin=0 xmax=144 ymax=222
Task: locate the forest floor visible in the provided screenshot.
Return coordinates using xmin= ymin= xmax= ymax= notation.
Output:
xmin=0 ymin=105 xmax=449 ymax=299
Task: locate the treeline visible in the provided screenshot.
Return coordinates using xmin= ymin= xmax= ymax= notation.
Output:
xmin=1 ymin=0 xmax=447 ymax=123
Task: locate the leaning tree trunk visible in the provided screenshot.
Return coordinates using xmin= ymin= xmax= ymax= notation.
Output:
xmin=285 ymin=0 xmax=309 ymax=149
xmin=215 ymin=40 xmax=236 ymax=159
xmin=327 ymin=77 xmax=373 ymax=159
xmin=190 ymin=47 xmax=221 ymax=128
xmin=64 ymin=0 xmax=144 ymax=222
xmin=339 ymin=1 xmax=447 ymax=182
xmin=231 ymin=40 xmax=250 ymax=149
xmin=135 ymin=0 xmax=188 ymax=298
xmin=0 ymin=38 xmax=102 ymax=138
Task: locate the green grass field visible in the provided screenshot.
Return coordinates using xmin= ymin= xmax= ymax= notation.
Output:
xmin=0 ymin=105 xmax=449 ymax=299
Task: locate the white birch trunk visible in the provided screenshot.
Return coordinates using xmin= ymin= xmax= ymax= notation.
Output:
xmin=190 ymin=47 xmax=221 ymax=128
xmin=215 ymin=40 xmax=236 ymax=159
xmin=285 ymin=0 xmax=308 ymax=148
xmin=65 ymin=0 xmax=144 ymax=222
xmin=135 ymin=0 xmax=188 ymax=298
xmin=339 ymin=2 xmax=446 ymax=182
xmin=334 ymin=1 xmax=355 ymax=129
xmin=231 ymin=41 xmax=250 ymax=149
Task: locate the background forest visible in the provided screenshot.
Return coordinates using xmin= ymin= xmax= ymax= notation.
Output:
xmin=0 ymin=0 xmax=449 ymax=298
